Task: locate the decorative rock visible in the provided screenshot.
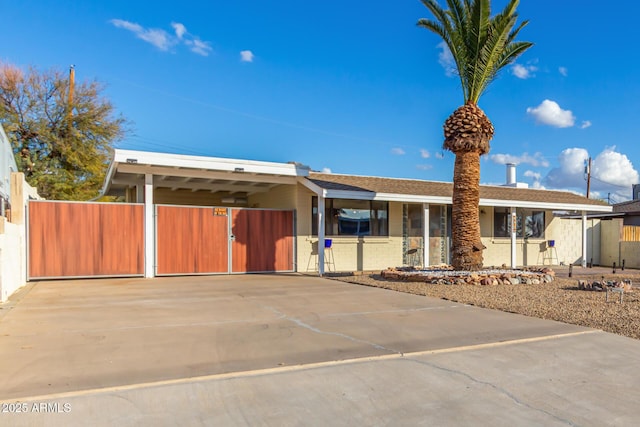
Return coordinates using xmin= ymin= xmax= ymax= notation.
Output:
xmin=509 ymin=277 xmax=520 ymax=285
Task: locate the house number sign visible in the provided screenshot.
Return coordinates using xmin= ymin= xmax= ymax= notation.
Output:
xmin=213 ymin=208 xmax=228 ymax=216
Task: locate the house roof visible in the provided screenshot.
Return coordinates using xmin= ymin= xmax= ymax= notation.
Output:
xmin=613 ymin=199 xmax=640 ymax=214
xmin=101 ymin=149 xmax=612 ymax=213
xmin=305 ymin=172 xmax=612 ymax=212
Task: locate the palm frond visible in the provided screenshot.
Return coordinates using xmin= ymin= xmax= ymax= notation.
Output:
xmin=417 ymin=0 xmax=532 ymax=104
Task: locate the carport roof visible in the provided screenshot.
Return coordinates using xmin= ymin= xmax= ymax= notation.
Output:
xmin=304 ymin=172 xmax=613 ymax=212
xmin=102 ymin=149 xmax=311 ymax=197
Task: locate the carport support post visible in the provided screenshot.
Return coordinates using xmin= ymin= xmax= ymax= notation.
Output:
xmin=581 ymin=211 xmax=587 ymax=268
xmin=422 ymin=204 xmax=430 ymax=267
xmin=510 ymin=207 xmax=517 ymax=269
xmin=317 ymin=194 xmax=325 ymax=276
xmin=144 ymin=174 xmax=155 ymax=278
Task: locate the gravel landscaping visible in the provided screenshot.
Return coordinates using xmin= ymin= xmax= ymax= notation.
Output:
xmin=328 ymin=270 xmax=640 ymax=340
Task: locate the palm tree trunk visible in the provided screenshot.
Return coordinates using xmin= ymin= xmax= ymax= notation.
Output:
xmin=451 ymin=151 xmax=484 ymax=270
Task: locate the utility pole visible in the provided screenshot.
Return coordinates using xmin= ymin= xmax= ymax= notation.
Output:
xmin=67 ymin=65 xmax=75 ymax=137
xmin=585 ymin=157 xmax=592 ymax=198
xmin=68 ymin=65 xmax=75 ymax=120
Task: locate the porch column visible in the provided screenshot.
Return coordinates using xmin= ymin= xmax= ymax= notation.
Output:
xmin=581 ymin=211 xmax=587 ymax=268
xmin=423 ymin=204 xmax=430 ymax=267
xmin=144 ymin=174 xmax=155 ymax=278
xmin=510 ymin=206 xmax=517 ymax=269
xmin=317 ymin=194 xmax=325 ymax=276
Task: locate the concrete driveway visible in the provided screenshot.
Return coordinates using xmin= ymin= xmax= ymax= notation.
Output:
xmin=1 ymin=274 xmax=639 ymax=426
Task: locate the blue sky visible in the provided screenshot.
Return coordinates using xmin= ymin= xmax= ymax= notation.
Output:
xmin=4 ymin=0 xmax=640 ymax=202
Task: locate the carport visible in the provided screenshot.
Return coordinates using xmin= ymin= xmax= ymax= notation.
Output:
xmin=27 ymin=150 xmax=308 ymax=279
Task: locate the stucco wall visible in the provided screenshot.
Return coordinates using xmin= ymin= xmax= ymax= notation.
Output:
xmin=600 ymin=219 xmax=622 ymax=267
xmin=621 ymin=242 xmax=640 ymax=268
xmin=154 ymin=188 xmax=229 ymax=206
xmin=248 ymin=184 xmax=297 ymax=210
xmin=599 ymin=220 xmax=640 ymax=268
xmin=479 ymin=210 xmax=592 ymax=267
xmin=296 ymin=186 xmax=403 ymax=272
xmin=0 ymin=219 xmax=26 ymax=301
xmin=0 ymin=172 xmax=39 ymax=302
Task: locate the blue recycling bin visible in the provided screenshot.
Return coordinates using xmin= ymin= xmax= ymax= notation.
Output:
xmin=548 ymin=240 xmax=555 ymax=247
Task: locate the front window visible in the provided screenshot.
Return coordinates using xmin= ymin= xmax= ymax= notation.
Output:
xmin=312 ymin=197 xmax=388 ymax=236
xmin=494 ymin=208 xmax=545 ymax=238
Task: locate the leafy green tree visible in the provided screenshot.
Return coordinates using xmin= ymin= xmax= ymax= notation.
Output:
xmin=417 ymin=0 xmax=532 ymax=270
xmin=0 ymin=63 xmax=128 ymax=200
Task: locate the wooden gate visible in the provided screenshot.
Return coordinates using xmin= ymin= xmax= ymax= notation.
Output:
xmin=155 ymin=205 xmax=229 ymax=275
xmin=155 ymin=206 xmax=294 ymax=275
xmin=28 ymin=201 xmax=145 ymax=280
xmin=231 ymin=209 xmax=294 ymax=273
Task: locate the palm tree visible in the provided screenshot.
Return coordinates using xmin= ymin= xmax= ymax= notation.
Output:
xmin=417 ymin=0 xmax=532 ymax=270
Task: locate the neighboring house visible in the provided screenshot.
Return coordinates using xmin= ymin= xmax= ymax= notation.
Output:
xmin=560 ymin=185 xmax=640 ymax=268
xmin=598 ymin=187 xmax=640 ymax=268
xmin=81 ymin=149 xmax=610 ymax=278
xmin=612 ymin=191 xmax=640 ymax=226
xmin=0 ymin=124 xmax=18 ymax=217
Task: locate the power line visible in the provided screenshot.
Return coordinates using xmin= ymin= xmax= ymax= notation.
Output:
xmin=590 ymin=175 xmax=633 ymax=189
xmin=110 ymin=77 xmax=407 ymax=150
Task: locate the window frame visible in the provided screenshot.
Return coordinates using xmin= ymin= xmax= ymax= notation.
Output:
xmin=312 ymin=197 xmax=389 ymax=237
xmin=493 ymin=207 xmax=545 ymax=239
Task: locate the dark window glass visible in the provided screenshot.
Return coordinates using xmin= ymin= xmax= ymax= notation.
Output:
xmin=494 ymin=208 xmax=545 ymax=239
xmin=312 ymin=197 xmax=388 ymax=236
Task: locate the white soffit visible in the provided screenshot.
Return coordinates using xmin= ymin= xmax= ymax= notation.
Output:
xmin=113 ymin=149 xmax=309 ymax=177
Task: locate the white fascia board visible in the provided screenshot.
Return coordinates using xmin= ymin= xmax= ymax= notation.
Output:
xmin=298 ymin=177 xmax=325 ymax=196
xmin=373 ymin=193 xmax=451 ymax=204
xmin=113 ymin=149 xmax=309 ymax=177
xmin=100 ymin=157 xmax=119 ymax=195
xmin=321 ymin=190 xmax=450 ymax=204
xmin=480 ymin=198 xmax=613 ymax=212
xmin=303 ymin=186 xmax=613 ymax=212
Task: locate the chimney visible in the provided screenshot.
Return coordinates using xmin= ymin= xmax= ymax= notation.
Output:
xmin=506 ymin=163 xmax=516 ymax=186
xmin=633 ymin=184 xmax=640 ymax=200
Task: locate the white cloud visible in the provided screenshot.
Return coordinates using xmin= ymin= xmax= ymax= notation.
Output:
xmin=593 ymin=147 xmax=640 ymax=190
xmin=171 ymin=22 xmax=187 ymax=39
xmin=523 ymin=170 xmax=546 ymax=189
xmin=437 ymin=42 xmax=456 ymax=77
xmin=543 ymin=147 xmax=640 ymax=199
xmin=524 ymin=170 xmax=542 ymax=181
xmin=420 ymin=149 xmax=430 ymax=159
xmin=580 ymin=120 xmax=592 ymax=129
xmin=544 ymin=148 xmax=589 ymax=189
xmin=240 ymin=50 xmax=254 ymax=62
xmin=110 ymin=19 xmax=211 ymax=56
xmin=321 ymin=167 xmax=332 ymax=174
xmin=110 ymin=19 xmax=142 ymax=33
xmin=110 ymin=19 xmax=175 ymax=50
xmin=391 ymin=147 xmax=405 ymax=155
xmin=526 ymin=99 xmax=576 ymax=128
xmin=186 ymin=38 xmax=212 ymax=56
xmin=511 ymin=63 xmax=537 ymax=79
xmin=489 ymin=152 xmax=549 ymax=167
xmin=435 ymin=152 xmax=445 ymax=159
xmin=559 ymin=66 xmax=568 ymax=76
xmin=416 ymin=164 xmax=433 ymax=171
